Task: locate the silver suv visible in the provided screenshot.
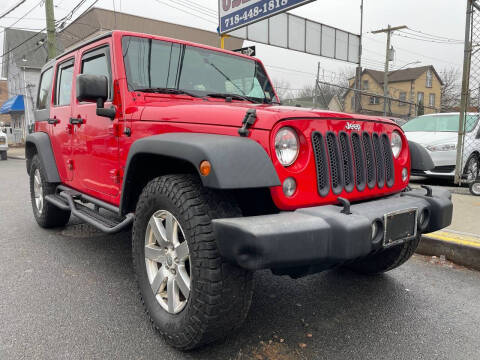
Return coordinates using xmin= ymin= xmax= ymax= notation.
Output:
xmin=403 ymin=113 xmax=480 ymax=180
xmin=0 ymin=128 xmax=7 ymax=160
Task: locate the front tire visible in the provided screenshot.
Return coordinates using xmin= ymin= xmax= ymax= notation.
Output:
xmin=132 ymin=174 xmax=253 ymax=350
xmin=0 ymin=151 xmax=6 ymax=160
xmin=29 ymin=155 xmax=71 ymax=228
xmin=346 ymin=235 xmax=420 ymax=275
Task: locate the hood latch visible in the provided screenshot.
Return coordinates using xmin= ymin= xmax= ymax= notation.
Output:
xmin=238 ymin=109 xmax=257 ymax=137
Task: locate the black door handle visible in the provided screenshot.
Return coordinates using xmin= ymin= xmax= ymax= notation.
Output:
xmin=69 ymin=117 xmax=85 ymax=125
xmin=47 ymin=118 xmax=59 ymax=125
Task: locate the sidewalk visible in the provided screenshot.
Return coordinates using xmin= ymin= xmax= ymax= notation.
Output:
xmin=6 ymin=146 xmax=26 ymax=160
xmin=418 ymin=192 xmax=480 ymax=270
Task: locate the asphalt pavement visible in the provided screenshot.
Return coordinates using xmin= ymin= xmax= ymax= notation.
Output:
xmin=1 ymin=159 xmax=480 ymax=360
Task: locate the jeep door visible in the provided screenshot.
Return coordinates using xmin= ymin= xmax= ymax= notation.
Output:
xmin=70 ymin=40 xmax=120 ymax=201
xmin=49 ymin=57 xmax=76 ymax=181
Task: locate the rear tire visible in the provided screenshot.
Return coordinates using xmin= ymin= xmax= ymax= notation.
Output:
xmin=29 ymin=155 xmax=71 ymax=228
xmin=0 ymin=151 xmax=6 ymax=160
xmin=346 ymin=235 xmax=420 ymax=275
xmin=132 ymin=174 xmax=253 ymax=350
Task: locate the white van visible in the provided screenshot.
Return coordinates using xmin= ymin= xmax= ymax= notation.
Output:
xmin=403 ymin=113 xmax=480 ymax=180
xmin=0 ymin=128 xmax=8 ymax=160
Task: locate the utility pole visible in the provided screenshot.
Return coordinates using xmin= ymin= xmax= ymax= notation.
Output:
xmin=456 ymin=0 xmax=474 ymax=184
xmin=354 ymin=0 xmax=364 ymax=113
xmin=314 ymin=62 xmax=320 ymax=108
xmin=372 ymin=24 xmax=407 ymax=116
xmin=44 ymin=0 xmax=56 ymax=59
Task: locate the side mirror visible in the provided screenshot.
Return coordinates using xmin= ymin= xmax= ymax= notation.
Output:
xmin=76 ymin=74 xmax=116 ymax=120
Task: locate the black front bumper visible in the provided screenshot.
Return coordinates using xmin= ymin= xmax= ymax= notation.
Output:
xmin=212 ymin=188 xmax=453 ymax=270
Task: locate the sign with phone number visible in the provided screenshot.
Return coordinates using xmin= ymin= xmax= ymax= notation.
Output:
xmin=219 ymin=0 xmax=315 ymax=34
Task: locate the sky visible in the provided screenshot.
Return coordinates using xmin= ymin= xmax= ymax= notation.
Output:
xmin=0 ymin=0 xmax=467 ymax=93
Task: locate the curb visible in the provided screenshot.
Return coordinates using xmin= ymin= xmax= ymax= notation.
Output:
xmin=7 ymin=155 xmax=26 ymax=160
xmin=417 ymin=231 xmax=480 ymax=271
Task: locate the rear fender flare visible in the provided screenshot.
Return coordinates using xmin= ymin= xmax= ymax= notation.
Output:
xmin=25 ymin=132 xmax=61 ymax=183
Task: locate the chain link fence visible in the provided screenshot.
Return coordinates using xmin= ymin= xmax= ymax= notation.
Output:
xmin=455 ymin=0 xmax=480 ymax=184
xmin=282 ymin=79 xmax=439 ymax=122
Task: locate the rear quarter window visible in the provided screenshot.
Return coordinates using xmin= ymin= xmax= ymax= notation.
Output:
xmin=36 ymin=67 xmax=53 ymax=110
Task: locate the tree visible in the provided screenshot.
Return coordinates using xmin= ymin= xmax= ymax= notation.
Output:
xmin=272 ymin=79 xmax=291 ymax=101
xmin=439 ymin=67 xmax=461 ymax=112
xmin=417 ymin=99 xmax=425 ymax=116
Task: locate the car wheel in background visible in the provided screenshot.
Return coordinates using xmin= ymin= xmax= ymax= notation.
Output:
xmin=470 ymin=180 xmax=480 ymax=196
xmin=464 ymin=153 xmax=480 ymax=182
xmin=0 ymin=151 xmax=6 ymax=160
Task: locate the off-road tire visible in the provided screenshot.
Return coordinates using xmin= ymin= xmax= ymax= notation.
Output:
xmin=0 ymin=151 xmax=6 ymax=160
xmin=132 ymin=174 xmax=254 ymax=350
xmin=29 ymin=155 xmax=71 ymax=228
xmin=346 ymin=235 xmax=421 ymax=275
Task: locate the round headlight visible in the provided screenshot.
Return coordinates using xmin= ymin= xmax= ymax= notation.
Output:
xmin=391 ymin=130 xmax=403 ymax=158
xmin=275 ymin=127 xmax=299 ymax=167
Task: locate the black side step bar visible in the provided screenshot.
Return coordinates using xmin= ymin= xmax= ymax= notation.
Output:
xmin=45 ymin=186 xmax=134 ymax=234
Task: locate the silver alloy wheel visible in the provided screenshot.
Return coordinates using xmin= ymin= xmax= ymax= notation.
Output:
xmin=144 ymin=210 xmax=190 ymax=314
xmin=472 ymin=182 xmax=480 ymax=196
xmin=33 ymin=168 xmax=44 ymax=214
xmin=466 ymin=156 xmax=479 ymax=181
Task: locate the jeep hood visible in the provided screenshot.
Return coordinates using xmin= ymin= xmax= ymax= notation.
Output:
xmin=139 ymin=100 xmax=396 ymax=130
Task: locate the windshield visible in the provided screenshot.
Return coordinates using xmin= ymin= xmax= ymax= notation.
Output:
xmin=122 ymin=36 xmax=277 ymax=103
xmin=402 ymin=114 xmax=479 ymax=132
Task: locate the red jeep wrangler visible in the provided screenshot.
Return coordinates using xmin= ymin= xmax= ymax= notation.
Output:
xmin=27 ymin=31 xmax=452 ymax=350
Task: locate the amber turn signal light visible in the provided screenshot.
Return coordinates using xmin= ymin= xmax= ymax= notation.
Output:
xmin=199 ymin=160 xmax=211 ymax=176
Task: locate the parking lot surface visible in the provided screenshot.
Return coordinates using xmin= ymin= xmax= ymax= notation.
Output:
xmin=1 ymin=159 xmax=480 ymax=360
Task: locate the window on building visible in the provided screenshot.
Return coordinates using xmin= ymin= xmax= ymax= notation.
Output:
xmin=417 ymin=91 xmax=424 ymax=105
xmin=362 ymin=80 xmax=369 ymax=90
xmin=37 ymin=67 xmax=53 ymax=110
xmin=81 ymin=47 xmax=112 ymax=99
xmin=399 ymin=91 xmax=407 ymax=106
xmin=429 ymin=93 xmax=435 ymax=107
xmin=55 ymin=61 xmax=74 ymax=106
xmin=369 ymin=96 xmax=379 ymax=105
xmin=426 ymin=69 xmax=433 ymax=88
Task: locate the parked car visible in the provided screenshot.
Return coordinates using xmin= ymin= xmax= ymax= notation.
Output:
xmin=0 ymin=128 xmax=8 ymax=160
xmin=388 ymin=117 xmax=407 ymax=127
xmin=25 ymin=30 xmax=453 ymax=350
xmin=402 ymin=112 xmax=480 ymax=180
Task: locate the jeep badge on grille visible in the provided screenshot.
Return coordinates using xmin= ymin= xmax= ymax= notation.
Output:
xmin=345 ymin=122 xmax=361 ymax=131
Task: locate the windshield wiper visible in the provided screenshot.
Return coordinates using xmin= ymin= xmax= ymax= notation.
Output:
xmin=207 ymin=93 xmax=261 ymax=104
xmin=134 ymin=87 xmax=203 ymax=98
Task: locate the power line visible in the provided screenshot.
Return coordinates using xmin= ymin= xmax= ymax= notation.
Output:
xmin=0 ymin=0 xmax=44 ymax=36
xmin=0 ymin=0 xmax=26 ymax=20
xmin=405 ymin=27 xmax=463 ymax=42
xmin=152 ymin=0 xmax=217 ymax=25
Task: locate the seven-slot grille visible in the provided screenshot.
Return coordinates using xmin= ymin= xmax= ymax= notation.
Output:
xmin=312 ymin=131 xmax=395 ymax=196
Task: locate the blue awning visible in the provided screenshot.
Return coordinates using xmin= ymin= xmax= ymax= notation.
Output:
xmin=0 ymin=95 xmax=25 ymax=114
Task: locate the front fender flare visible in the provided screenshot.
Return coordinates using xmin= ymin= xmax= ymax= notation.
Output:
xmin=408 ymin=140 xmax=435 ymax=171
xmin=120 ymin=133 xmax=281 ymax=211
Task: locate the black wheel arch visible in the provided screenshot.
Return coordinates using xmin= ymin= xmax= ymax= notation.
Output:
xmin=120 ymin=133 xmax=281 ymax=215
xmin=25 ymin=132 xmax=61 ymax=183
